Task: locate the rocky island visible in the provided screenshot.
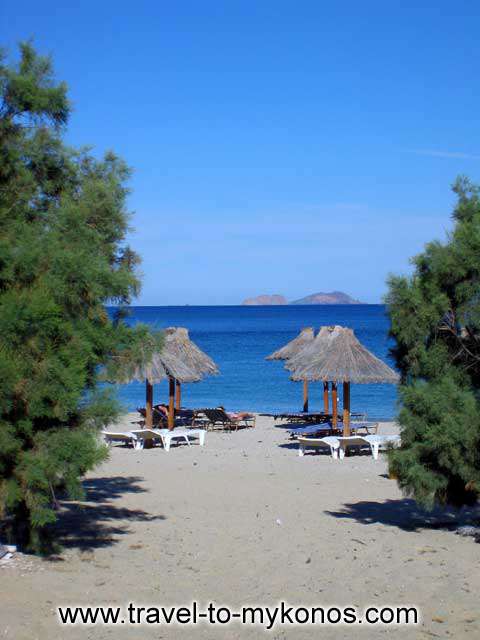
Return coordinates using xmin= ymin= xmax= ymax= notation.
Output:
xmin=242 ymin=294 xmax=287 ymax=306
xmin=241 ymin=291 xmax=363 ymax=305
xmin=290 ymin=291 xmax=362 ymax=305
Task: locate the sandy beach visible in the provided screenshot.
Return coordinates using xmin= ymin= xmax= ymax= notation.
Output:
xmin=1 ymin=414 xmax=479 ymax=640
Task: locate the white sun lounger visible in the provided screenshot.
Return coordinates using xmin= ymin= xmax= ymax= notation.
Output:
xmin=102 ymin=429 xmax=162 ymax=450
xmin=102 ymin=431 xmax=139 ymax=449
xmin=297 ymin=436 xmax=340 ymax=459
xmin=153 ymin=428 xmax=206 ymax=452
xmin=337 ymin=434 xmax=401 ymax=460
xmin=130 ymin=429 xmax=163 ymax=449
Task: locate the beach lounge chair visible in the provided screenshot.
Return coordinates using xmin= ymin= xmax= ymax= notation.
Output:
xmin=287 ymin=423 xmax=335 ymax=437
xmin=175 ymin=409 xmax=196 ymax=426
xmin=153 ymin=428 xmax=206 ymax=452
xmin=337 ymin=434 xmax=401 ymax=460
xmin=273 ymin=411 xmax=331 ymax=424
xmin=130 ymin=429 xmax=163 ymax=449
xmin=102 ymin=431 xmax=139 ymax=448
xmin=298 ymin=436 xmax=340 ymax=459
xmin=137 ymin=407 xmax=168 ymax=427
xmin=102 ymin=429 xmax=163 ymax=450
xmin=349 ymin=421 xmax=379 ymax=435
xmin=193 ymin=408 xmax=254 ymax=431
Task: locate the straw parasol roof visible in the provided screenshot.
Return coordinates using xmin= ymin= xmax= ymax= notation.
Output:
xmin=121 ymin=327 xmax=218 ymax=383
xmin=289 ymin=326 xmax=399 ymax=384
xmin=284 ymin=325 xmax=339 ymax=371
xmin=163 ymin=327 xmax=219 ymax=377
xmin=119 ymin=347 xmax=201 ymax=385
xmin=266 ymin=327 xmax=315 ymax=360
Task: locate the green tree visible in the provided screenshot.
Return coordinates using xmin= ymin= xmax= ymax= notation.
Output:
xmin=0 ymin=43 xmax=155 ymax=551
xmin=386 ymin=177 xmax=480 ymax=509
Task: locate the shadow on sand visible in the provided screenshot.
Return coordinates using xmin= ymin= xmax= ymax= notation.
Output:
xmin=54 ymin=476 xmax=166 ymax=551
xmin=325 ymin=498 xmax=478 ymax=532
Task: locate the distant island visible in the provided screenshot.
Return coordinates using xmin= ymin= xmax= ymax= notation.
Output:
xmin=242 ymin=294 xmax=287 ymax=306
xmin=241 ymin=291 xmax=363 ymax=305
xmin=291 ymin=291 xmax=363 ymax=305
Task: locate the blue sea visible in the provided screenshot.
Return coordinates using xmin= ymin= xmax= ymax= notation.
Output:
xmin=108 ymin=305 xmax=398 ymax=420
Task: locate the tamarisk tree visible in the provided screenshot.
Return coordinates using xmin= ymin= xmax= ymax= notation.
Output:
xmin=0 ymin=43 xmax=155 ymax=551
xmin=387 ymin=177 xmax=480 ymax=508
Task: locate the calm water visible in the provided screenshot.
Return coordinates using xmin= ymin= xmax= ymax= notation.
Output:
xmin=108 ymin=305 xmax=399 ymax=420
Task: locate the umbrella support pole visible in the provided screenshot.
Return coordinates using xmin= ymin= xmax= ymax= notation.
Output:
xmin=343 ymin=381 xmax=351 ymax=436
xmin=323 ymin=381 xmax=329 ymax=414
xmin=332 ymin=382 xmax=338 ymax=429
xmin=302 ymin=379 xmax=309 ymax=413
xmin=146 ymin=379 xmax=153 ymax=428
xmin=168 ymin=377 xmax=175 ymax=430
xmin=175 ymin=380 xmax=181 ymax=411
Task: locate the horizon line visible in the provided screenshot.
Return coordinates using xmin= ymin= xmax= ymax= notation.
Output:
xmin=107 ymin=302 xmax=384 ymax=307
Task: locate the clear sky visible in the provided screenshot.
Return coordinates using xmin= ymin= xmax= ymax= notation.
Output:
xmin=2 ymin=1 xmax=479 ymax=304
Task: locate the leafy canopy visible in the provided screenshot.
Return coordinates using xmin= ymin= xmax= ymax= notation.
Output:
xmin=387 ymin=177 xmax=480 ymax=508
xmin=0 ymin=42 xmax=158 ymax=551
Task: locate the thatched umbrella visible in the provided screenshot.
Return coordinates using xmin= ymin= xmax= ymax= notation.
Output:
xmin=266 ymin=328 xmax=315 ymax=411
xmin=289 ymin=326 xmax=399 ymax=436
xmin=108 ymin=327 xmax=217 ymax=430
xmin=124 ymin=348 xmax=201 ymax=429
xmin=285 ymin=326 xmax=340 ymax=417
xmin=162 ymin=327 xmax=218 ymax=427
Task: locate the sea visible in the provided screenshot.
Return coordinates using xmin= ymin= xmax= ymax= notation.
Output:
xmin=108 ymin=305 xmax=398 ymax=420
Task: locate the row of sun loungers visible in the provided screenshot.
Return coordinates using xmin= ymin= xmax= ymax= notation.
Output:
xmin=136 ymin=406 xmax=255 ymax=431
xmin=269 ymin=411 xmax=332 ymax=424
xmin=104 ymin=408 xmax=395 ymax=460
xmin=101 ymin=427 xmax=206 ymax=452
xmin=101 ymin=407 xmax=255 ymax=452
xmin=270 ymin=411 xmax=366 ymax=424
xmin=297 ymin=434 xmax=401 ymax=460
xmin=281 ymin=410 xmax=400 ymax=460
xmin=193 ymin=408 xmax=255 ymax=431
xmin=286 ymin=421 xmax=379 ymax=437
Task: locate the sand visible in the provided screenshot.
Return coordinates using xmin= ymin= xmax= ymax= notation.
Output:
xmin=1 ymin=414 xmax=479 ymax=640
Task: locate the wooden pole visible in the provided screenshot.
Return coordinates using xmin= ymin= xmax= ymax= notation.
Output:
xmin=302 ymin=379 xmax=309 ymax=412
xmin=168 ymin=376 xmax=175 ymax=430
xmin=175 ymin=379 xmax=181 ymax=411
xmin=332 ymin=382 xmax=338 ymax=429
xmin=343 ymin=381 xmax=351 ymax=437
xmin=145 ymin=379 xmax=153 ymax=428
xmin=323 ymin=381 xmax=329 ymax=414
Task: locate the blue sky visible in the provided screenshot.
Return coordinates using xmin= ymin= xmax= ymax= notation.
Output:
xmin=2 ymin=1 xmax=479 ymax=304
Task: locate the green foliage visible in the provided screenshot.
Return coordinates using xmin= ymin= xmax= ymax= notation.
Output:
xmin=0 ymin=43 xmax=148 ymax=551
xmin=102 ymin=326 xmax=164 ymax=384
xmin=387 ymin=176 xmax=480 ymax=508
